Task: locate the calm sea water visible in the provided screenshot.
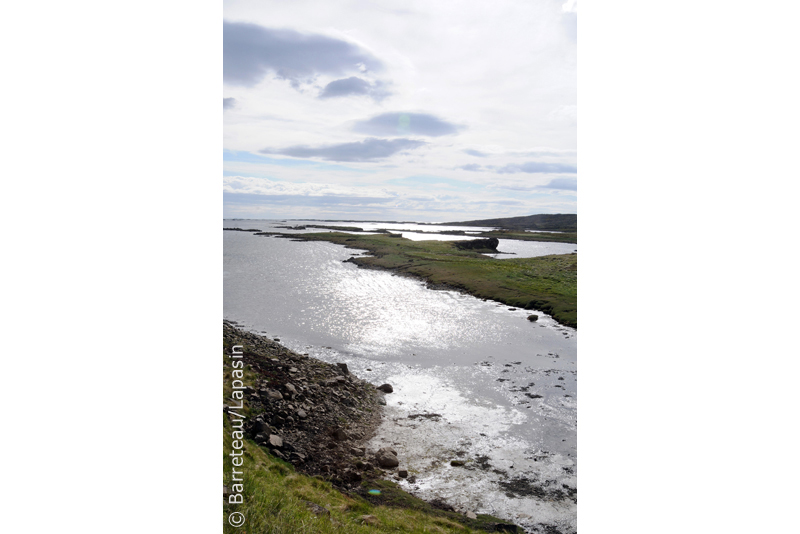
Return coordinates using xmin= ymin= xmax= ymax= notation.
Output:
xmin=224 ymin=219 xmax=577 ymax=533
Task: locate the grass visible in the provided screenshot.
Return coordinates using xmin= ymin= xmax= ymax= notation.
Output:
xmin=222 ymin=345 xmax=519 ymax=534
xmin=283 ymin=232 xmax=577 ymax=328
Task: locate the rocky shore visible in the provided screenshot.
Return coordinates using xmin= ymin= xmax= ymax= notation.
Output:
xmin=223 ymin=320 xmax=523 ymax=533
xmin=223 ymin=320 xmax=400 ymax=486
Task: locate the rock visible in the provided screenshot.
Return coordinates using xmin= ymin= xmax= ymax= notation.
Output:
xmin=450 ymin=460 xmax=465 ymax=467
xmin=360 ymin=515 xmax=380 ymax=526
xmin=332 ymin=428 xmax=349 ymax=441
xmin=304 ymin=501 xmax=329 ymax=517
xmin=254 ymin=433 xmax=269 ymax=444
xmin=285 ymin=383 xmax=297 ymax=395
xmin=466 ymin=511 xmax=477 ymax=520
xmin=252 ymin=420 xmax=270 ymax=434
xmin=527 ymin=314 xmax=539 ymax=322
xmin=398 ymin=469 xmax=408 ymax=478
xmin=377 ymin=450 xmax=399 ymax=468
xmin=271 ymin=415 xmax=285 ymax=426
xmin=263 ymin=388 xmax=283 ymax=401
xmin=296 ymin=409 xmax=307 ymax=419
xmin=350 ymin=447 xmax=365 ymax=457
xmin=377 ymin=384 xmax=394 ymax=393
xmin=268 ymin=434 xmax=283 ymax=448
xmin=377 ymin=397 xmax=386 ymax=405
xmin=336 ymin=363 xmax=349 ymax=375
xmin=454 ymin=237 xmax=499 ymax=251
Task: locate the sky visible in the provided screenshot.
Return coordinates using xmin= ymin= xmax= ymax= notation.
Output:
xmin=223 ymin=0 xmax=577 ymax=222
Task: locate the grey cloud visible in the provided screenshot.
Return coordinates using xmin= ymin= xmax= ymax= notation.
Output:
xmin=260 ymin=137 xmax=426 ymax=162
xmin=496 ymin=161 xmax=577 ymax=174
xmin=457 ymin=164 xmax=483 ymax=171
xmin=541 ymin=177 xmax=577 ymax=190
xmin=224 ymin=22 xmax=384 ymax=86
xmin=319 ymin=77 xmax=391 ymax=101
xmin=464 ymin=149 xmax=489 ymax=157
xmin=223 ymin=97 xmax=237 ymax=110
xmin=353 ymin=112 xmax=462 ymax=137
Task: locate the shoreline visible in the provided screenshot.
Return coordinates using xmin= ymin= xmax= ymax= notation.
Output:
xmin=223 ymin=320 xmax=524 ymax=533
xmin=232 ymin=229 xmax=577 ymax=329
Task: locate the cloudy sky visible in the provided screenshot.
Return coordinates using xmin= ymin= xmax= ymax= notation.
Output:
xmin=223 ymin=0 xmax=577 ymax=222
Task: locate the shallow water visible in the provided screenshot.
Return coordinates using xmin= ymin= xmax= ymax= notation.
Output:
xmin=223 ymin=220 xmax=577 ymax=533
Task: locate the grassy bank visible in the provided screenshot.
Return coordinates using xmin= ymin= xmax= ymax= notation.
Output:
xmin=222 ymin=331 xmax=520 ymax=534
xmin=270 ymin=232 xmax=577 ymax=329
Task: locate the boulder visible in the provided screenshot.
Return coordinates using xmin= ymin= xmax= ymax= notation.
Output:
xmin=336 ymin=363 xmax=350 ymax=375
xmin=527 ymin=314 xmax=539 ymax=322
xmin=454 ymin=237 xmax=499 ymax=251
xmin=377 ymin=384 xmax=394 ymax=393
xmin=268 ymin=434 xmax=283 ymax=448
xmin=377 ymin=449 xmax=399 ymax=468
xmin=450 ymin=460 xmax=465 ymax=467
xmin=398 ymin=469 xmax=408 ymax=478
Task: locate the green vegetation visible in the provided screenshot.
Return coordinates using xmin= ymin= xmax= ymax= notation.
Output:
xmin=285 ymin=233 xmax=577 ymax=328
xmin=472 ymin=230 xmax=576 ymax=244
xmin=439 ymin=213 xmax=577 ymax=233
xmin=222 ymin=345 xmax=518 ymax=534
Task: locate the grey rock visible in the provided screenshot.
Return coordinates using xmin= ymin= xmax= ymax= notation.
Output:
xmin=263 ymin=388 xmax=283 ymax=401
xmin=377 ymin=384 xmax=394 ymax=393
xmin=377 ymin=397 xmax=386 ymax=405
xmin=285 ymin=383 xmax=297 ymax=395
xmin=268 ymin=434 xmax=283 ymax=448
xmin=336 ymin=362 xmax=350 ymax=375
xmin=377 ymin=450 xmax=399 ymax=468
xmin=466 ymin=511 xmax=477 ymax=520
xmin=332 ymin=428 xmax=348 ymax=441
xmin=296 ymin=409 xmax=307 ymax=419
xmin=350 ymin=447 xmax=365 ymax=457
xmin=304 ymin=501 xmax=330 ymax=517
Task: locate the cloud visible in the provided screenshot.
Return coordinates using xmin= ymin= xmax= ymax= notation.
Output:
xmin=495 ymin=161 xmax=577 ymax=174
xmin=540 ymin=177 xmax=577 ymax=190
xmin=352 ymin=112 xmax=462 ymax=137
xmin=223 ymin=175 xmax=395 ymax=199
xmin=456 ymin=164 xmax=483 ymax=171
xmin=319 ymin=77 xmax=391 ymax=101
xmin=223 ymin=22 xmax=384 ymax=87
xmin=223 ymin=97 xmax=237 ymax=110
xmin=260 ymin=137 xmax=427 ymax=162
xmin=464 ymin=149 xmax=489 ymax=157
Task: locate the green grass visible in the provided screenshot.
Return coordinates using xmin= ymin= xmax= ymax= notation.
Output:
xmin=286 ymin=233 xmax=577 ymax=328
xmin=222 ymin=347 xmax=518 ymax=534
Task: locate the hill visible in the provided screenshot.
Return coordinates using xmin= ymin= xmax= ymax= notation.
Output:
xmin=441 ymin=214 xmax=577 ymax=232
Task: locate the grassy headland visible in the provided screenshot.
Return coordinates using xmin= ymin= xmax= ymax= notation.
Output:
xmin=263 ymin=232 xmax=577 ymax=328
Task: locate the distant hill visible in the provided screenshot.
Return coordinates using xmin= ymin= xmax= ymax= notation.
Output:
xmin=441 ymin=213 xmax=577 ymax=232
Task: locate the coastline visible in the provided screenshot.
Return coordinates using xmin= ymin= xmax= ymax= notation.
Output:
xmin=240 ymin=229 xmax=578 ymax=329
xmin=223 ymin=320 xmax=523 ymax=533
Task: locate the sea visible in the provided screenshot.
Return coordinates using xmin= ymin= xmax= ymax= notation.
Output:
xmin=224 ymin=219 xmax=577 ymax=534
